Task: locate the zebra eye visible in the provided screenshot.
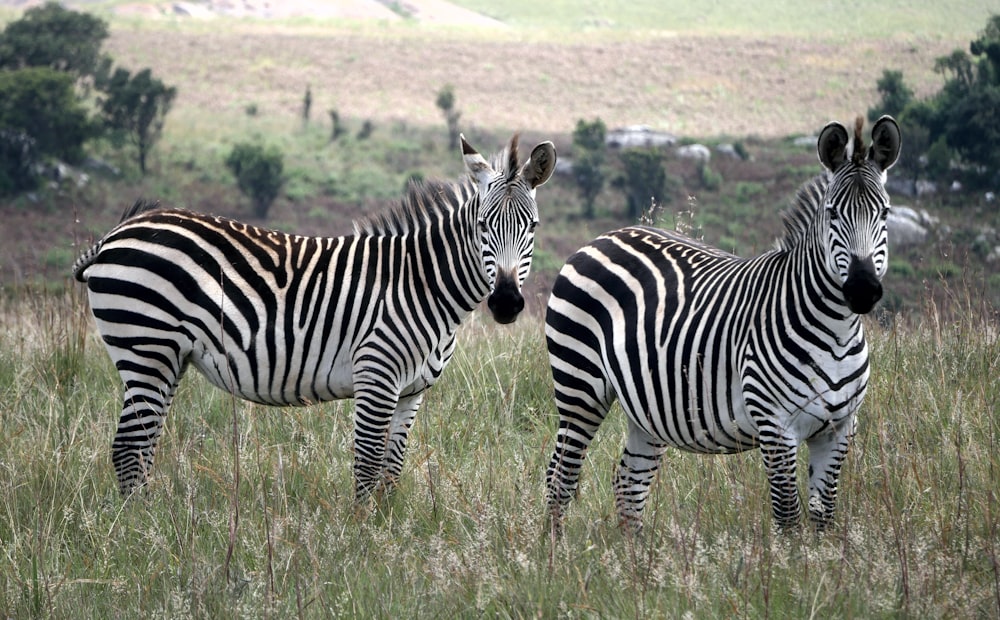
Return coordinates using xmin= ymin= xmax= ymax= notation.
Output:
xmin=881 ymin=205 xmax=892 ymax=219
xmin=529 ymin=221 xmax=539 ymax=232
xmin=827 ymin=207 xmax=839 ymax=222
xmin=478 ymin=220 xmax=488 ymax=233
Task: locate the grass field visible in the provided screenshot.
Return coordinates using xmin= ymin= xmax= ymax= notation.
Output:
xmin=2 ymin=2 xmax=998 ymax=306
xmin=0 ymin=291 xmax=997 ymax=617
xmin=0 ymin=5 xmax=998 ymax=616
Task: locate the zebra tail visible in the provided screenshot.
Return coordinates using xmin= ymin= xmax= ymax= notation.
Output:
xmin=72 ymin=199 xmax=163 ymax=283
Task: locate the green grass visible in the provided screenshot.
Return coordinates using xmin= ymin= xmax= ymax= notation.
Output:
xmin=457 ymin=0 xmax=996 ymax=38
xmin=0 ymin=291 xmax=997 ymax=617
xmin=449 ymin=0 xmax=993 ymax=39
xmin=22 ymin=1 xmax=991 ymax=41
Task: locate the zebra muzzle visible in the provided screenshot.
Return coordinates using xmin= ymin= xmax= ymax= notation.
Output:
xmin=842 ymin=255 xmax=882 ymax=315
xmin=487 ymin=276 xmax=524 ymax=324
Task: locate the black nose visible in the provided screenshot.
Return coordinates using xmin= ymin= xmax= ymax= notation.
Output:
xmin=842 ymin=255 xmax=882 ymax=314
xmin=487 ymin=276 xmax=524 ymax=324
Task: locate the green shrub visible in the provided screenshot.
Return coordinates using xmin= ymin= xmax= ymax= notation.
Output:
xmin=224 ymin=141 xmax=285 ymax=218
xmin=618 ymin=147 xmax=668 ymax=220
xmin=698 ymin=161 xmax=723 ymax=191
xmin=889 ymin=259 xmax=916 ymax=278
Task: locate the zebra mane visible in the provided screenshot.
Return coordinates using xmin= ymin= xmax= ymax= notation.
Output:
xmin=776 ymin=173 xmax=829 ymax=252
xmin=120 ymin=198 xmax=163 ymax=223
xmin=352 ymin=142 xmax=518 ymax=237
xmin=850 ymin=115 xmax=866 ymax=166
xmin=352 ymin=178 xmax=472 ymax=237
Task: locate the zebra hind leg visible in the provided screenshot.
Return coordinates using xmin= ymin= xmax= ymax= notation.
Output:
xmin=112 ymin=372 xmax=183 ymax=496
xmin=381 ymin=392 xmax=425 ymax=496
xmin=545 ymin=392 xmax=612 ymax=537
xmin=612 ymin=420 xmax=668 ymax=536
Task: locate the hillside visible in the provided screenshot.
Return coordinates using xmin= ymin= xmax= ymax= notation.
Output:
xmin=0 ymin=2 xmax=997 ymax=317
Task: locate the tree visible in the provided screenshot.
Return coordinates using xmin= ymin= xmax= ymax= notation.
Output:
xmin=868 ymin=69 xmax=914 ymax=122
xmin=96 ymin=66 xmax=177 ymax=174
xmin=435 ymin=85 xmax=461 ymax=150
xmin=302 ymin=84 xmax=312 ymax=125
xmin=0 ymin=2 xmax=109 ymax=80
xmin=0 ymin=129 xmax=39 ymax=196
xmin=619 ymin=148 xmax=668 ymax=220
xmin=572 ymin=118 xmax=608 ymax=219
xmin=876 ymin=15 xmax=1000 ymax=185
xmin=0 ymin=67 xmax=94 ymax=163
xmin=225 ymin=142 xmax=285 ymax=219
xmin=328 ymin=108 xmax=346 ymax=142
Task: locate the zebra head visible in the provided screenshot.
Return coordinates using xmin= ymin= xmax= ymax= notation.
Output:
xmin=817 ymin=115 xmax=901 ymax=315
xmin=462 ymin=134 xmax=556 ymax=324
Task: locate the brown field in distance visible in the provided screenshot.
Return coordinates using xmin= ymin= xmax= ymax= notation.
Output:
xmin=102 ymin=22 xmax=959 ymax=139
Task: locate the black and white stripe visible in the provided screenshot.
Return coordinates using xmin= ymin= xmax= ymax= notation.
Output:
xmin=74 ymin=134 xmax=556 ymax=502
xmin=545 ymin=117 xmax=900 ymax=532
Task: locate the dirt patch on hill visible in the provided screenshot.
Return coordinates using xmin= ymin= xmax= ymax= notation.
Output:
xmin=111 ymin=0 xmax=505 ymax=26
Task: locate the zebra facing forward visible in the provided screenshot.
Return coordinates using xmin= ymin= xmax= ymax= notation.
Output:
xmin=545 ymin=116 xmax=900 ymax=533
xmin=73 ymin=134 xmax=556 ymax=504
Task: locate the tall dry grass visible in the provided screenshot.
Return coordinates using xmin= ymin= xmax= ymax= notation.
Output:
xmin=0 ymin=290 xmax=997 ymax=617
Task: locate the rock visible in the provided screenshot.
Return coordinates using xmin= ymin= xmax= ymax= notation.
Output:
xmin=886 ymin=177 xmax=916 ymax=198
xmin=887 ymin=205 xmax=929 ymax=247
xmin=553 ymin=158 xmax=575 ymax=177
xmin=675 ymin=144 xmax=711 ymax=162
xmin=793 ymin=135 xmax=817 ymax=147
xmin=915 ymin=180 xmax=937 ymax=197
xmin=715 ymin=143 xmax=743 ymax=160
xmin=606 ymin=125 xmax=677 ymax=149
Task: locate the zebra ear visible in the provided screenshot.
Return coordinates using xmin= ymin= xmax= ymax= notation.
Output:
xmin=523 ymin=141 xmax=556 ymax=189
xmin=869 ymin=115 xmax=901 ymax=172
xmin=461 ymin=134 xmax=494 ymax=186
xmin=817 ymin=122 xmax=850 ymax=172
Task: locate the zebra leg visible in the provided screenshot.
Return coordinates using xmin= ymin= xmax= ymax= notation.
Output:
xmin=612 ymin=420 xmax=668 ymax=535
xmin=351 ymin=373 xmax=400 ymax=507
xmin=805 ymin=416 xmax=857 ymax=530
xmin=545 ymin=392 xmax=612 ymax=535
xmin=759 ymin=435 xmax=803 ymax=529
xmin=112 ymin=368 xmax=183 ymax=496
xmin=381 ymin=392 xmax=425 ymax=494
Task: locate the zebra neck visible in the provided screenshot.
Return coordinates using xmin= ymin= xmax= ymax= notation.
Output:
xmin=788 ymin=234 xmax=861 ymax=328
xmin=407 ymin=207 xmax=491 ymax=325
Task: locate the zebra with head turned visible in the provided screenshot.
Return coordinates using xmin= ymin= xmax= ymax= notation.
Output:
xmin=545 ymin=116 xmax=900 ymax=534
xmin=73 ymin=134 xmax=556 ymax=505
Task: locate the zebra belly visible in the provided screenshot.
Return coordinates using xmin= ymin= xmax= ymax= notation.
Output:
xmin=186 ymin=338 xmax=356 ymax=405
xmin=612 ymin=349 xmax=760 ymax=455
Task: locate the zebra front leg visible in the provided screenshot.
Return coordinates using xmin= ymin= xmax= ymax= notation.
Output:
xmin=381 ymin=392 xmax=425 ymax=494
xmin=759 ymin=436 xmax=803 ymax=530
xmin=613 ymin=420 xmax=668 ymax=535
xmin=805 ymin=415 xmax=857 ymax=530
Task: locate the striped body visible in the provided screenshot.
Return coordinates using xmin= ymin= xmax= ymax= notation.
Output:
xmin=546 ymin=117 xmax=900 ymax=532
xmin=75 ymin=135 xmax=556 ymax=502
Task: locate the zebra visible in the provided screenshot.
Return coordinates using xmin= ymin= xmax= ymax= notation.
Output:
xmin=545 ymin=116 xmax=900 ymax=533
xmin=72 ymin=134 xmax=556 ymax=504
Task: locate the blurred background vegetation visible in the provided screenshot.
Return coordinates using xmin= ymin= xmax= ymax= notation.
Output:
xmin=0 ymin=1 xmax=997 ymax=319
